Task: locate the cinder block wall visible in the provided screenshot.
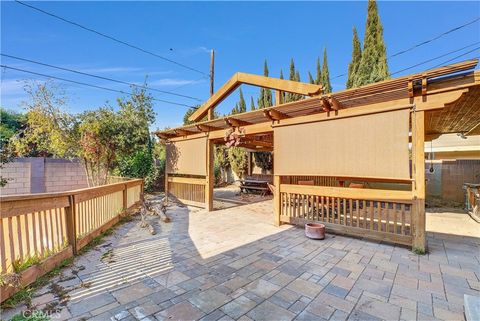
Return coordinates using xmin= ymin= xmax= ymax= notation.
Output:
xmin=44 ymin=159 xmax=88 ymax=193
xmin=1 ymin=161 xmax=31 ymax=195
xmin=1 ymin=158 xmax=88 ymax=196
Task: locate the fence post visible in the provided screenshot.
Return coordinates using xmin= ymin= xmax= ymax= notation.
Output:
xmin=274 ymin=175 xmax=281 ymax=226
xmin=123 ymin=183 xmax=128 ymax=210
xmin=411 ymin=110 xmax=426 ymax=252
xmin=66 ymin=195 xmax=77 ymax=255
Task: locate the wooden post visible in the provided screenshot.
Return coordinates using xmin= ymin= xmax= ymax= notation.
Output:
xmin=164 ymin=172 xmax=169 ymax=205
xmin=273 ymin=175 xmax=281 ymax=226
xmin=275 ymin=90 xmax=283 ymax=106
xmin=205 ymin=139 xmax=214 ymax=211
xmin=208 ymin=49 xmax=215 ymax=121
xmin=66 ymin=195 xmax=77 ymax=255
xmin=122 ymin=183 xmax=128 ymax=210
xmin=412 ymin=110 xmax=426 ymax=252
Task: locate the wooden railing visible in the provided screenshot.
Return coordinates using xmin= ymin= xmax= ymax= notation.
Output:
xmin=167 ymin=176 xmax=205 ymax=207
xmin=281 ymin=176 xmax=339 ymax=186
xmin=0 ymin=179 xmax=143 ymax=276
xmin=278 ymin=184 xmax=413 ymax=246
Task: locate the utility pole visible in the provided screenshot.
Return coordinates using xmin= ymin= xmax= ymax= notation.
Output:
xmin=208 ymin=49 xmax=215 ymax=120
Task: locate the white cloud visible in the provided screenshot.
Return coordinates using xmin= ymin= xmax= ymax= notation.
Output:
xmin=79 ymin=66 xmax=144 ymax=74
xmin=149 ymin=78 xmax=204 ymax=87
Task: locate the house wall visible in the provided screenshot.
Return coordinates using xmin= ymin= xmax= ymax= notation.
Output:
xmin=1 ymin=158 xmax=88 ymax=196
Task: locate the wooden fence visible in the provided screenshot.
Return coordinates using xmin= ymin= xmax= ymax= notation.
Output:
xmin=278 ymin=183 xmax=413 ymax=246
xmin=0 ymin=178 xmax=143 ymax=301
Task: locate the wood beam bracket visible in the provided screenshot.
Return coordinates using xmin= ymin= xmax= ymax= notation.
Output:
xmin=196 ymin=124 xmax=220 ymax=132
xmin=268 ymin=109 xmax=291 ymax=121
xmin=408 ymin=77 xmax=414 ymax=98
xmin=156 ymin=132 xmax=177 ymax=140
xmin=263 ymin=110 xmax=274 ymax=121
xmin=321 ymin=97 xmax=332 ymax=112
xmin=421 ymin=74 xmax=428 ymax=97
xmin=175 ymin=129 xmax=195 ymax=136
xmin=329 ymin=96 xmax=343 ymax=110
xmin=225 ymin=117 xmax=251 ymax=128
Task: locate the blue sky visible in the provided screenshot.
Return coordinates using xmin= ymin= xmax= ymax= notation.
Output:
xmin=1 ymin=1 xmax=479 ymax=130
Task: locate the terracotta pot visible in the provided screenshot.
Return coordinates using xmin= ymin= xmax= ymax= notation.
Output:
xmin=305 ymin=223 xmax=325 ymax=240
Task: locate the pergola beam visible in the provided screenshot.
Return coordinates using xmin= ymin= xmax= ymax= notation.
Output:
xmin=189 ymin=72 xmax=322 ymax=122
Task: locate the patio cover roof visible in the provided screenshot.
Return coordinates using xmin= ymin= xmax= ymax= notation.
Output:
xmin=156 ymin=59 xmax=480 ymax=141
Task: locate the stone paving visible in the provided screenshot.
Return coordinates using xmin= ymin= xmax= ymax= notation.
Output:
xmin=1 ymin=189 xmax=479 ymax=321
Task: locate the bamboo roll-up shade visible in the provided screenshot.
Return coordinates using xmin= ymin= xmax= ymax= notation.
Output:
xmin=166 ymin=137 xmax=207 ymax=176
xmin=274 ymin=109 xmax=411 ymax=180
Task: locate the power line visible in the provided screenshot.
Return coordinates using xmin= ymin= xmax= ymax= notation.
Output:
xmin=1 ymin=53 xmax=203 ymax=102
xmin=429 ymin=46 xmax=480 ymax=69
xmin=389 ymin=17 xmax=480 ymax=59
xmin=332 ymin=17 xmax=480 ymax=80
xmin=390 ymin=42 xmax=480 ymax=76
xmin=1 ymin=64 xmax=198 ymax=109
xmin=14 ymin=0 xmax=209 ymax=77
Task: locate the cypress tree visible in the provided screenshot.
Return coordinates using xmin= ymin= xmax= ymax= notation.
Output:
xmin=231 ymin=103 xmax=239 ymax=115
xmin=346 ymin=27 xmax=362 ymax=89
xmin=321 ymin=48 xmax=332 ymax=93
xmin=263 ymin=61 xmax=272 ymax=108
xmin=238 ymin=88 xmax=246 ymax=113
xmin=353 ymin=0 xmax=389 ymax=87
xmin=308 ymin=71 xmax=314 ymax=84
xmin=279 ymin=69 xmax=286 ymax=103
xmin=315 ymin=57 xmax=322 ymax=85
xmin=258 ymin=60 xmax=272 ymax=108
xmin=250 ymin=96 xmax=255 ymax=111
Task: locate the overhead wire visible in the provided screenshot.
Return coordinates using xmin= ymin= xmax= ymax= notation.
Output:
xmin=1 ymin=64 xmax=199 ymax=109
xmin=14 ymin=0 xmax=209 ymax=77
xmin=331 ymin=17 xmax=480 ymax=80
xmin=1 ymin=53 xmax=203 ymax=102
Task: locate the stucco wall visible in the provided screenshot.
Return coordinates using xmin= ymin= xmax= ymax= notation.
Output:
xmin=1 ymin=158 xmax=88 ymax=196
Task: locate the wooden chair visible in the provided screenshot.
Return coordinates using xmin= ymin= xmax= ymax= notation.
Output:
xmin=267 ymin=183 xmax=275 ymax=195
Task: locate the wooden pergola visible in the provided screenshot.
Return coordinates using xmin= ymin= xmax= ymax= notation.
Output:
xmin=156 ymin=59 xmax=480 ymax=251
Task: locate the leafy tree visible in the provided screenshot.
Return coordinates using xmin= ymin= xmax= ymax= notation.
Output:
xmin=321 ymin=48 xmax=332 ymax=93
xmin=0 ymin=108 xmax=26 ymax=146
xmin=79 ymin=107 xmax=119 ymax=186
xmin=254 ymin=152 xmax=273 ymax=173
xmin=115 ymin=86 xmax=155 ymax=157
xmin=10 ymin=81 xmax=79 ymax=158
xmin=182 ymin=105 xmax=215 ymax=125
xmin=228 ymin=147 xmax=248 ymax=178
xmin=353 ymin=0 xmax=389 ymax=87
xmin=346 ymin=27 xmax=362 ymax=89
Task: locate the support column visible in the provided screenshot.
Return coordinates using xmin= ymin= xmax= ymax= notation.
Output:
xmin=205 ymin=139 xmax=214 ymax=211
xmin=164 ymin=172 xmax=169 ymax=205
xmin=412 ymin=110 xmax=426 ymax=252
xmin=273 ymin=175 xmax=281 ymax=226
